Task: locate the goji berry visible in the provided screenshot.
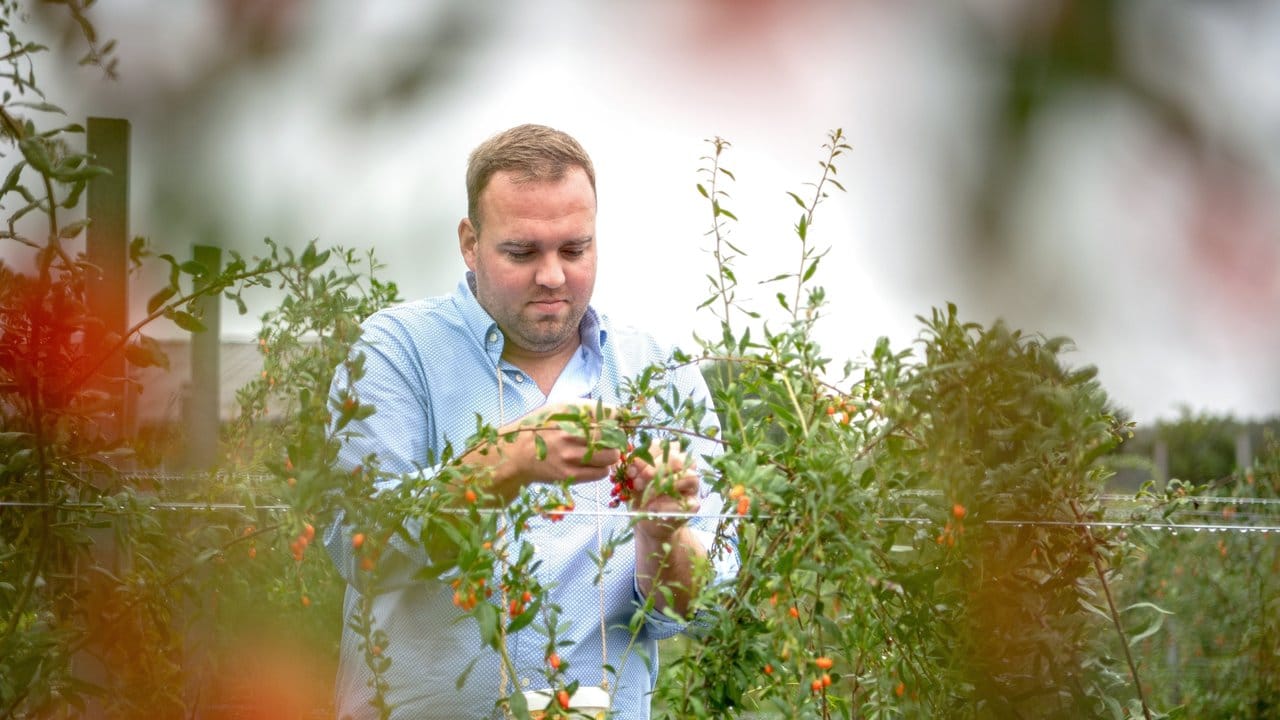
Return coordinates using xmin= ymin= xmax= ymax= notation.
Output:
xmin=556 ymin=690 xmax=571 ymax=709
xmin=548 ymin=652 xmax=561 ymax=670
xmin=815 ymin=656 xmax=833 ymax=670
xmin=352 ymin=532 xmax=365 ymax=550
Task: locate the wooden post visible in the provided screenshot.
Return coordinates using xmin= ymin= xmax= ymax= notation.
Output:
xmin=1235 ymin=430 xmax=1253 ymax=471
xmin=1153 ymin=439 xmax=1169 ymax=485
xmin=187 ymin=244 xmax=222 ymax=470
xmin=85 ymin=117 xmax=132 ymax=440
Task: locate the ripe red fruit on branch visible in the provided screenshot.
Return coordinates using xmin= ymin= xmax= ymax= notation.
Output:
xmin=815 ymin=656 xmax=833 ymax=670
xmin=548 ymin=652 xmax=562 ymax=670
xmin=952 ymin=503 xmax=967 ymax=520
xmin=352 ymin=532 xmax=365 ymax=549
xmin=556 ymin=689 xmax=571 ymax=709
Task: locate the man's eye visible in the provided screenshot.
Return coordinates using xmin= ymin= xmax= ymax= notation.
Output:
xmin=506 ymin=251 xmax=532 ymax=261
xmin=562 ymin=249 xmax=585 ymax=258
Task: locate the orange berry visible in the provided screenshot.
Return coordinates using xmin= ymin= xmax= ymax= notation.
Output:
xmin=822 ymin=673 xmax=832 ymax=687
xmin=303 ymin=523 xmax=315 ymax=542
xmin=522 ymin=590 xmax=533 ymax=603
xmin=736 ymin=495 xmax=751 ymax=516
xmin=811 ymin=679 xmax=823 ymax=693
xmin=556 ymin=689 xmax=571 ymax=709
xmin=815 ymin=656 xmax=833 ymax=670
xmin=548 ymin=652 xmax=562 ymax=670
xmin=826 ymin=404 xmax=837 ymax=416
xmin=360 ymin=556 xmax=376 ymax=572
xmin=371 ymin=645 xmax=382 ymax=657
xmin=464 ymin=488 xmax=478 ymax=504
xmin=952 ymin=503 xmax=967 ymax=520
xmin=763 ymin=664 xmax=773 ymax=675
xmin=728 ymin=484 xmax=746 ymax=500
xmin=301 ymin=595 xmax=311 ymax=607
xmin=789 ymin=606 xmax=800 ymax=619
xmin=247 ymin=547 xmax=257 ymax=559
xmin=352 ymin=532 xmax=366 ymax=549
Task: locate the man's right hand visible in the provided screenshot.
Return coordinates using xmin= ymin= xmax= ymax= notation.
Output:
xmin=462 ymin=401 xmax=623 ymax=501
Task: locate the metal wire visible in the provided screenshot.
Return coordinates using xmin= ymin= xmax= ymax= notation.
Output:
xmin=2 ymin=500 xmax=1278 ymax=533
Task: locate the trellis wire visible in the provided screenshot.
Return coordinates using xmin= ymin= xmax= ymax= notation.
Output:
xmin=2 ymin=501 xmax=1277 ymax=533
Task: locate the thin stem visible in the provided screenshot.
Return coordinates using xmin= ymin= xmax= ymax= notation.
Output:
xmin=1071 ymin=499 xmax=1153 ymax=720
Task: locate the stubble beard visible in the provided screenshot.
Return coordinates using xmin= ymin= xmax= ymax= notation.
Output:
xmin=480 ymin=286 xmax=589 ymax=355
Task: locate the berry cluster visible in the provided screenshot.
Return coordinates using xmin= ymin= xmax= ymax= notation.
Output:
xmin=608 ymin=443 xmax=637 ymax=508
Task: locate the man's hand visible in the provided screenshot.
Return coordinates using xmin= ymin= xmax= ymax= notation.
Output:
xmin=624 ymin=441 xmax=702 ymax=542
xmin=626 ymin=440 xmax=707 ymax=617
xmin=462 ymin=401 xmax=622 ymax=501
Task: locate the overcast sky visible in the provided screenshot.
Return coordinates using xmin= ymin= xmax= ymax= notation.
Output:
xmin=10 ymin=0 xmax=1280 ymax=426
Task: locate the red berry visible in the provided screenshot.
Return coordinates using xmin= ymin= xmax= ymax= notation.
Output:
xmin=548 ymin=652 xmax=562 ymax=670
xmin=556 ymin=689 xmax=571 ymax=709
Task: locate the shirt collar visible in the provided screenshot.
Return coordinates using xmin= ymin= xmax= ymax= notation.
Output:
xmin=458 ymin=271 xmax=607 ymax=366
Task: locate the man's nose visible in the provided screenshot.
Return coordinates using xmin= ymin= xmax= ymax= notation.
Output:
xmin=534 ymin=256 xmax=565 ymax=288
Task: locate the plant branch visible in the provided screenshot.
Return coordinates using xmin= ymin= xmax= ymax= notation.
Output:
xmin=1070 ymin=498 xmax=1153 ymax=720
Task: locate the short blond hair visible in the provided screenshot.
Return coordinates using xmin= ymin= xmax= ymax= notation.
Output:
xmin=465 ymin=124 xmax=596 ymax=227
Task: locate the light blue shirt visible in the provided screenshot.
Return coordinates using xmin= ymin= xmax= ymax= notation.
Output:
xmin=324 ymin=274 xmax=734 ymax=719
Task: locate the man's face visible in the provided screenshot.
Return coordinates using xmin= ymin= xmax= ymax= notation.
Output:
xmin=459 ymin=167 xmax=597 ymax=358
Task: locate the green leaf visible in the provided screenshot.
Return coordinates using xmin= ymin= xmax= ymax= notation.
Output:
xmin=124 ymin=335 xmax=169 ymax=370
xmin=507 ymin=690 xmax=529 ymax=719
xmin=147 ymin=286 xmax=177 ymax=314
xmin=475 ymin=601 xmax=499 ymax=650
xmin=179 ymin=260 xmax=208 ymax=277
xmin=58 ymin=218 xmax=90 ymax=239
xmin=9 ymin=100 xmax=65 ymax=114
xmin=18 ymin=137 xmax=53 ymax=175
xmin=534 ymin=434 xmax=547 ymax=461
xmin=1 ymin=161 xmax=26 ymax=196
xmin=168 ymin=310 xmax=207 ymax=333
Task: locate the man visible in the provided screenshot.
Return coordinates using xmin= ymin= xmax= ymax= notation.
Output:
xmin=323 ymin=124 xmax=734 ymax=719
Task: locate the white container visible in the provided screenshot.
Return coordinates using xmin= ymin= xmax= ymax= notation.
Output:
xmin=523 ymin=685 xmax=610 ymax=719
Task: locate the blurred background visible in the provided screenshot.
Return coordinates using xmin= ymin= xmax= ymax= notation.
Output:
xmin=14 ymin=0 xmax=1280 ymax=426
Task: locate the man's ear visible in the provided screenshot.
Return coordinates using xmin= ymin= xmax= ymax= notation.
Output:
xmin=458 ymin=217 xmax=478 ymax=271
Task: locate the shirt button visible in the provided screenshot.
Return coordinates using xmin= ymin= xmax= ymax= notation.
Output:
xmin=521 ymin=677 xmax=530 ymax=688
xmin=514 ymin=374 xmax=524 ymax=383
xmin=488 ymin=331 xmax=498 ymax=343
